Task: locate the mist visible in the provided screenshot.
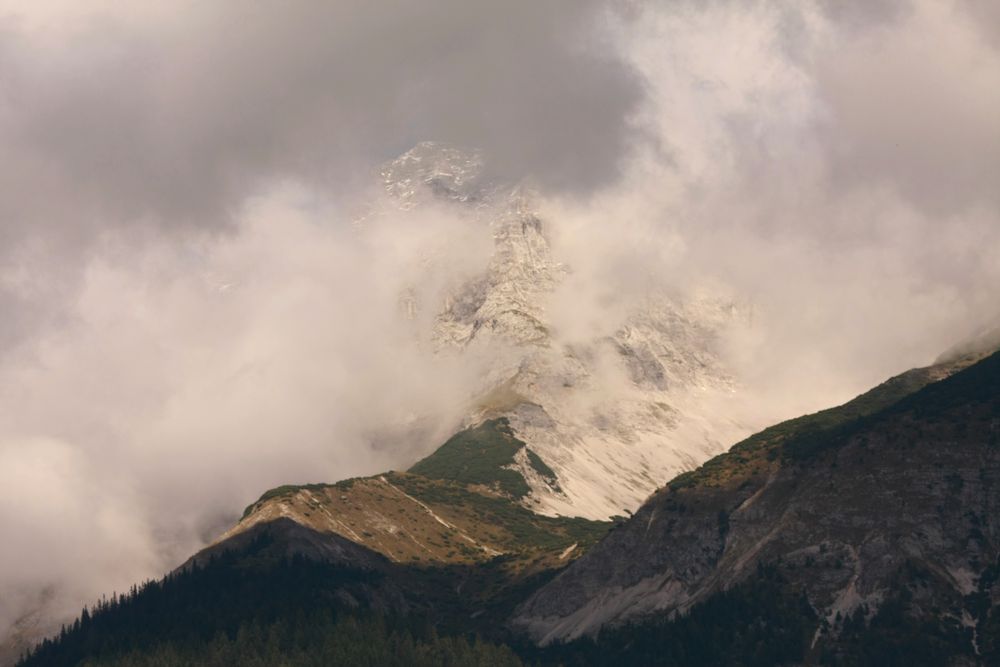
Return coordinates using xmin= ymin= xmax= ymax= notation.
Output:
xmin=1 ymin=0 xmax=998 ymax=646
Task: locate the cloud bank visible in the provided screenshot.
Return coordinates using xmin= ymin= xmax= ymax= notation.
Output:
xmin=1 ymin=0 xmax=998 ymax=647
xmin=550 ymin=0 xmax=1000 ymax=414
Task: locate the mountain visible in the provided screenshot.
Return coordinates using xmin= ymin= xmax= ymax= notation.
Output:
xmin=365 ymin=142 xmax=756 ymax=520
xmin=512 ymin=345 xmax=1000 ymax=664
xmin=18 ymin=337 xmax=1000 ymax=665
xmin=0 ymin=142 xmax=755 ymax=664
xmin=173 ymin=139 xmax=760 ymax=599
xmin=12 ymin=144 xmax=1000 ymax=665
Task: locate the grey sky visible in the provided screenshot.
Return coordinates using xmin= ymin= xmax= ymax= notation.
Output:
xmin=0 ymin=1 xmax=638 ymax=245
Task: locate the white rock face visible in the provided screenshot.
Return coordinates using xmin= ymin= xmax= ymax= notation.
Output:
xmin=376 ymin=142 xmax=755 ymax=520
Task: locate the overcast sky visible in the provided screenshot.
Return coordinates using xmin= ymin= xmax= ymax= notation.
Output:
xmin=1 ymin=0 xmax=998 ymax=646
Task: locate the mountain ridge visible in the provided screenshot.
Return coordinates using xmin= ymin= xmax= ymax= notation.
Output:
xmin=15 ymin=338 xmax=1000 ymax=666
xmin=512 ymin=346 xmax=1000 ymax=662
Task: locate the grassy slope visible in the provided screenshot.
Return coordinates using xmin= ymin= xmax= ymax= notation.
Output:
xmin=236 ymin=472 xmax=607 ymax=572
xmin=667 ymin=354 xmax=985 ymax=492
xmin=408 ymin=418 xmax=555 ymax=499
xmin=237 ymin=414 xmax=594 ymax=573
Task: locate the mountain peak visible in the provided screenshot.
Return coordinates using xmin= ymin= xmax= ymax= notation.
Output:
xmin=380 ymin=141 xmax=490 ymax=206
xmin=373 ymin=143 xmax=757 ymax=520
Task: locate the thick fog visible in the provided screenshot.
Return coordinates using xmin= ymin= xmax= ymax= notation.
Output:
xmin=1 ymin=0 xmax=998 ymax=645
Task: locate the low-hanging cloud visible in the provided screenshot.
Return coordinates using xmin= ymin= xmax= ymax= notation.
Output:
xmin=542 ymin=0 xmax=1000 ymax=414
xmin=0 ymin=0 xmax=640 ymax=374
xmin=0 ymin=184 xmax=499 ymax=638
xmin=1 ymin=0 xmax=999 ymax=654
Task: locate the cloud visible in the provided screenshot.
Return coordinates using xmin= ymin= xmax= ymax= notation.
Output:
xmin=0 ymin=437 xmax=159 ymax=634
xmin=544 ymin=0 xmax=1000 ymax=411
xmin=0 ymin=183 xmax=498 ymax=637
xmin=0 ymin=0 xmax=640 ymax=638
xmin=816 ymin=0 xmax=1000 ymax=216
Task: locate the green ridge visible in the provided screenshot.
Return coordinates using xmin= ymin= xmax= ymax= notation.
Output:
xmin=386 ymin=472 xmax=609 ymax=553
xmin=408 ymin=418 xmax=533 ymax=499
xmin=667 ymin=362 xmax=968 ymax=491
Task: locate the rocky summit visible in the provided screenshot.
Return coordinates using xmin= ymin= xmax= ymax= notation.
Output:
xmin=368 ymin=142 xmax=756 ymax=520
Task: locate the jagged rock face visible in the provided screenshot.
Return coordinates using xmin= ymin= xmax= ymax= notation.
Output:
xmin=377 ymin=142 xmax=753 ymax=520
xmin=512 ymin=350 xmax=1000 ymax=648
xmin=379 ymin=142 xmax=490 ymax=207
